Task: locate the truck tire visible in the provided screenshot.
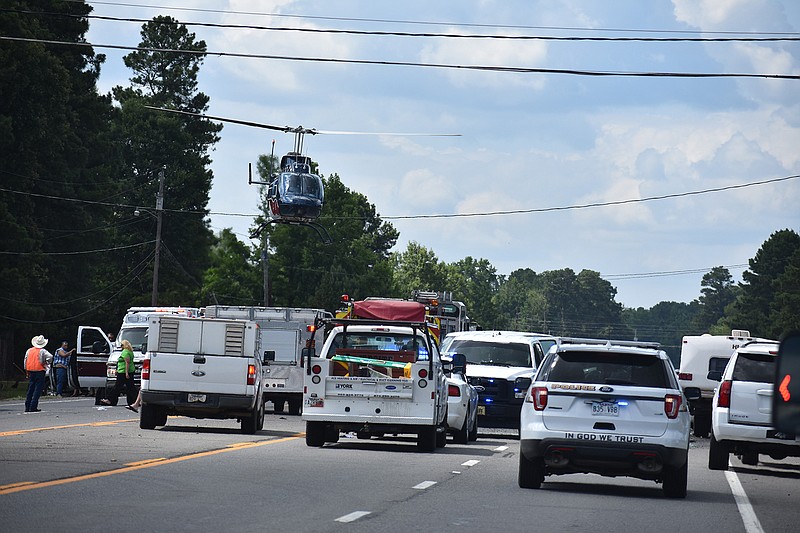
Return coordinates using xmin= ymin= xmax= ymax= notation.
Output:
xmin=417 ymin=426 xmax=437 ymax=452
xmin=662 ymin=460 xmax=688 ymax=499
xmin=468 ymin=411 xmax=479 ymax=442
xmin=140 ymin=404 xmax=157 ymax=430
xmin=740 ymin=452 xmax=759 ymax=466
xmin=241 ymin=401 xmax=263 ymax=434
xmin=306 ymin=421 xmax=326 ymax=447
xmin=324 ymin=425 xmax=340 ymax=443
xmin=257 ymin=400 xmax=265 ymax=431
xmin=708 ymin=433 xmax=729 ymax=470
xmin=288 ymin=398 xmax=302 ymax=416
xmin=518 ymin=453 xmax=544 ymax=489
xmin=693 ymin=413 xmax=710 ymax=438
xmin=452 ymin=413 xmax=469 ymax=444
xmin=156 ymin=407 xmax=168 ymax=427
xmin=436 ymin=425 xmax=447 ymax=448
xmin=273 ymin=399 xmax=285 ymax=414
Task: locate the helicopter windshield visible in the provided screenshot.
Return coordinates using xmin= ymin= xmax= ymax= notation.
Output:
xmin=280 ymin=172 xmax=324 ymax=202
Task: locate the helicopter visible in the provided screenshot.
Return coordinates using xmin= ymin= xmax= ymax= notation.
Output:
xmin=144 ymin=105 xmax=459 ymax=243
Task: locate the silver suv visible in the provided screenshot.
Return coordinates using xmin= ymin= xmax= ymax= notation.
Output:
xmin=708 ymin=340 xmax=799 ymax=470
xmin=519 ymin=337 xmax=698 ymax=498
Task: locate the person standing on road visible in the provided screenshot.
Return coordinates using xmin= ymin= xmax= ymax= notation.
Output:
xmin=53 ymin=341 xmax=75 ymax=397
xmin=101 ymin=339 xmax=137 ymax=407
xmin=25 ymin=335 xmax=53 ymax=413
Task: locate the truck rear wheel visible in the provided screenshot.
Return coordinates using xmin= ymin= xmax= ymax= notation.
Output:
xmin=288 ymin=398 xmax=302 ymax=415
xmin=241 ymin=401 xmax=263 ymax=434
xmin=140 ymin=404 xmax=157 ymax=430
xmin=273 ymin=399 xmax=285 ymax=414
xmin=306 ymin=421 xmax=326 ymax=447
xmin=417 ymin=426 xmax=437 ymax=452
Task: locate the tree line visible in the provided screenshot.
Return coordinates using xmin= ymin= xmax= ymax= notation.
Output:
xmin=1 ymin=4 xmax=798 ymax=377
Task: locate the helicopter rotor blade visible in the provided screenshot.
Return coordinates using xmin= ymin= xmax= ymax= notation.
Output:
xmin=143 ymin=106 xmax=311 ymax=134
xmin=144 ymin=106 xmax=459 ymax=137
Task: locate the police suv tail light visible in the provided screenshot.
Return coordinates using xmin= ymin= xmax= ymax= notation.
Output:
xmin=528 ymin=387 xmax=548 ymax=411
xmin=141 ymin=359 xmax=150 ymax=380
xmin=448 ymin=384 xmax=461 ymax=397
xmin=247 ymin=364 xmax=257 ymax=386
xmin=717 ymin=380 xmax=732 ymax=408
xmin=664 ymin=394 xmax=682 ymax=419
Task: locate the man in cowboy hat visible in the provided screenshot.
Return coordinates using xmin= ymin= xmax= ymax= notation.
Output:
xmin=24 ymin=335 xmax=53 ymax=413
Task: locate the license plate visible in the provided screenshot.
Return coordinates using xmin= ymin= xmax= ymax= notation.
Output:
xmin=188 ymin=393 xmax=206 ymax=403
xmin=477 ymin=405 xmax=486 ymax=416
xmin=592 ymin=402 xmax=619 ymax=416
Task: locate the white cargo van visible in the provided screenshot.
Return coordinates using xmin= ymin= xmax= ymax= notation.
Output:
xmin=678 ymin=330 xmax=771 ymax=437
xmin=205 ymin=306 xmax=331 ymax=415
xmin=140 ymin=316 xmax=266 ymax=434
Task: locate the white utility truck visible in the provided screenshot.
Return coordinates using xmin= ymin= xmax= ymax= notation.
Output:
xmin=302 ymin=305 xmax=449 ymax=452
xmin=678 ymin=329 xmax=770 ymax=438
xmin=139 ymin=315 xmax=266 ymax=434
xmin=205 ymin=306 xmax=330 ymax=415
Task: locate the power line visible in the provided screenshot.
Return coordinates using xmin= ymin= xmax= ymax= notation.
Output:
xmin=16 ymin=9 xmax=800 ymax=42
xmin=0 ymin=240 xmax=155 ymax=256
xmin=72 ymin=1 xmax=800 ymax=37
xmin=602 ymin=264 xmax=749 ymax=280
xmin=2 ymin=35 xmax=799 ymax=79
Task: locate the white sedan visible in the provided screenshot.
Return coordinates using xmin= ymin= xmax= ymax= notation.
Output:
xmin=443 ymin=353 xmax=481 ymax=443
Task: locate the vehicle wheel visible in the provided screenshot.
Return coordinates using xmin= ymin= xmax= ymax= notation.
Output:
xmin=156 ymin=407 xmax=168 ymax=427
xmin=436 ymin=425 xmax=447 ymax=448
xmin=306 ymin=421 xmax=326 ymax=447
xmin=94 ymin=387 xmax=105 ymax=405
xmin=741 ymin=452 xmax=759 ymax=466
xmin=324 ymin=425 xmax=340 ymax=443
xmin=417 ymin=426 xmax=437 ymax=452
xmin=468 ymin=411 xmax=478 ymax=442
xmin=518 ymin=453 xmax=544 ymax=489
xmin=287 ymin=398 xmax=302 ymax=416
xmin=273 ymin=399 xmax=285 ymax=414
xmin=452 ymin=412 xmax=469 ymax=444
xmin=662 ymin=460 xmax=688 ymax=499
xmin=241 ymin=403 xmax=260 ymax=434
xmin=708 ymin=433 xmax=729 ymax=470
xmin=693 ymin=413 xmax=710 ymax=438
xmin=140 ymin=404 xmax=157 ymax=430
xmin=256 ymin=400 xmax=265 ymax=431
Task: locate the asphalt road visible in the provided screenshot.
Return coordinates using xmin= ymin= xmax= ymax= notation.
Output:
xmin=1 ymin=395 xmax=798 ymax=533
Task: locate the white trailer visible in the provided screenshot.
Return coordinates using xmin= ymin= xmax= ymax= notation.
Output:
xmin=204 ymin=306 xmax=331 ymax=415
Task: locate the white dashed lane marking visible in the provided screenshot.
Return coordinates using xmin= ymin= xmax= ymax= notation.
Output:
xmin=412 ymin=480 xmax=438 ymax=490
xmin=461 ymin=459 xmax=480 ymax=467
xmin=493 ymin=445 xmax=509 ymax=452
xmin=335 ymin=511 xmax=371 ymax=523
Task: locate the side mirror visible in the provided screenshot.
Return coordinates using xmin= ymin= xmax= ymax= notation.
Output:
xmin=773 ymin=332 xmax=800 ymax=434
xmin=706 ymin=370 xmax=722 ymax=382
xmin=451 ymin=353 xmax=467 ymax=374
xmin=683 ymin=386 xmax=701 ymax=401
xmin=263 ymin=350 xmax=276 ymax=363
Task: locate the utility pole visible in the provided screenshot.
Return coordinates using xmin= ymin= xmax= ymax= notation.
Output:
xmin=151 ymin=168 xmax=165 ymax=306
xmin=262 ymin=234 xmax=270 ymax=307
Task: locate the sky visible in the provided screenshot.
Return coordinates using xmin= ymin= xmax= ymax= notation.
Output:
xmin=82 ymin=0 xmax=800 ymax=309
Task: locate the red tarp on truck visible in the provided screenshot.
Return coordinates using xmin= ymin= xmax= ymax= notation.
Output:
xmin=352 ymin=300 xmax=426 ymax=322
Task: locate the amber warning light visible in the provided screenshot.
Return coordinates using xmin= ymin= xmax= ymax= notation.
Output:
xmin=779 ymin=374 xmax=791 ymax=402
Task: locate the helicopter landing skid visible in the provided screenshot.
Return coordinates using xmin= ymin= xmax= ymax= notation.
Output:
xmin=250 ymin=219 xmax=332 ymax=245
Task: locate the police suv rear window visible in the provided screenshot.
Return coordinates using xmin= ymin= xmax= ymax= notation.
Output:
xmin=731 ymin=352 xmax=775 ymax=383
xmin=539 ymin=351 xmax=668 ymax=388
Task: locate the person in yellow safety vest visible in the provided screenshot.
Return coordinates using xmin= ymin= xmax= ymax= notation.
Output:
xmin=25 ymin=335 xmax=53 ymax=413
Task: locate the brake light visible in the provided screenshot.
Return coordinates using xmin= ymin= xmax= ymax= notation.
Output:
xmin=678 ymin=372 xmax=692 ymax=381
xmin=418 ymin=368 xmax=428 ymax=379
xmin=247 ymin=364 xmax=257 ymax=385
xmin=448 ymin=384 xmax=461 ymax=397
xmin=664 ymin=394 xmax=682 ymax=419
xmin=717 ymin=380 xmax=732 ymax=408
xmin=528 ymin=387 xmax=548 ymax=411
xmin=141 ymin=359 xmax=150 ymax=380
xmin=312 ymin=364 xmax=322 ymax=375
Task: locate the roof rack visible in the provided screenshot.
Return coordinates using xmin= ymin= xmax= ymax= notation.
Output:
xmin=557 ymin=337 xmax=661 ymax=350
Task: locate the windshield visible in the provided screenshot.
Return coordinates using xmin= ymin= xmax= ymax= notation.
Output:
xmin=325 ymin=332 xmax=430 ymax=362
xmin=539 ymin=351 xmax=669 ymax=388
xmin=443 ymin=339 xmax=531 ymax=367
xmin=280 ymin=172 xmax=324 ymax=201
xmin=118 ymin=327 xmax=147 ymax=351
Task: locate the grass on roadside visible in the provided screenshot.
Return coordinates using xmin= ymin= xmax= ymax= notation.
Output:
xmin=0 ymin=380 xmax=28 ymax=401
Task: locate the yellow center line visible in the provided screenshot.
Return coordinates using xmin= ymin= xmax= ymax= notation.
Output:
xmin=0 ymin=418 xmax=138 ymax=437
xmin=0 ymin=433 xmax=303 ymax=495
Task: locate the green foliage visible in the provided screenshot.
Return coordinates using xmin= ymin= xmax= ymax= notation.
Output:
xmin=622 ymin=301 xmax=699 ymax=364
xmin=201 ymin=229 xmax=262 ymax=305
xmin=691 ymin=266 xmax=739 ymax=333
xmin=392 ymin=242 xmax=449 ymax=297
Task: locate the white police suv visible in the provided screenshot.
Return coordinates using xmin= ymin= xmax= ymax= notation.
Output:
xmin=519 ymin=337 xmax=699 ymax=498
